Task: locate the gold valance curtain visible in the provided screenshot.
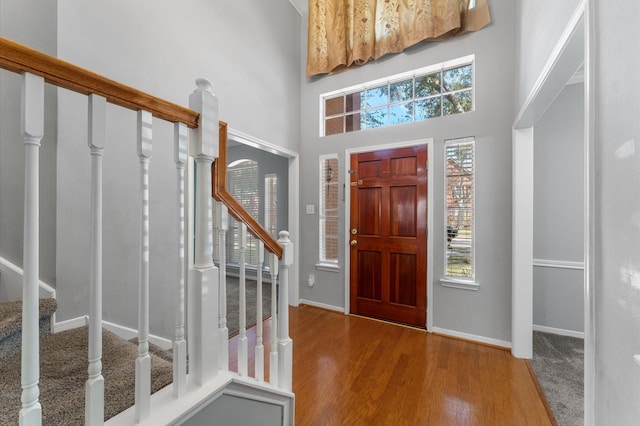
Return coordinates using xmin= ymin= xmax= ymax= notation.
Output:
xmin=307 ymin=0 xmax=491 ymax=76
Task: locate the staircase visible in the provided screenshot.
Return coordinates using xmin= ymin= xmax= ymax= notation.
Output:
xmin=0 ymin=300 xmax=174 ymax=424
xmin=0 ymin=37 xmax=295 ymax=425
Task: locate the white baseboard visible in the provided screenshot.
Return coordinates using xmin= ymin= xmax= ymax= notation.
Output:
xmin=298 ymin=298 xmax=345 ymax=313
xmin=53 ymin=316 xmax=89 ymax=333
xmin=431 ymin=326 xmax=512 ymax=349
xmin=533 ymin=324 xmax=584 ymax=339
xmin=103 ymin=321 xmax=173 ymax=350
xmin=52 ymin=316 xmax=172 ymax=350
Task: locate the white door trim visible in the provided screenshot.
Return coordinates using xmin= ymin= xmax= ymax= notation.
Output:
xmin=344 ymin=138 xmax=434 ymax=331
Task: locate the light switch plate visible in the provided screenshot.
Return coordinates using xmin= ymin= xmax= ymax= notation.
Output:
xmin=306 ymin=204 xmax=315 ymax=215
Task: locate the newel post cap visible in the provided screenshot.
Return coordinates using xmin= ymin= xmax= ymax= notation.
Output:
xmin=278 ymin=230 xmax=294 ymax=266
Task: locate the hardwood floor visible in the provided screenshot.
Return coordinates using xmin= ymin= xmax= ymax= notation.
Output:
xmin=229 ymin=305 xmax=554 ymax=426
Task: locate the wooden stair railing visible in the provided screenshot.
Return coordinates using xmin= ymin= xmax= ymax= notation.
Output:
xmin=0 ymin=36 xmax=293 ymax=425
xmin=211 ymin=121 xmax=283 ymax=259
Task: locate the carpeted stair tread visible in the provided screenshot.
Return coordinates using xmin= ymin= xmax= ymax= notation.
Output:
xmin=0 ymin=326 xmax=173 ymax=425
xmin=0 ymin=299 xmax=57 ymax=341
xmin=0 ymin=299 xmax=57 ymax=364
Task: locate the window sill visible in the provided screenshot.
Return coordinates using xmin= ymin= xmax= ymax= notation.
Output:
xmin=440 ymin=278 xmax=479 ymax=291
xmin=315 ymin=263 xmax=340 ymax=273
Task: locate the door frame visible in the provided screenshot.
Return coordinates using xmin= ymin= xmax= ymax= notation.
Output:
xmin=344 ymin=138 xmax=434 ymax=331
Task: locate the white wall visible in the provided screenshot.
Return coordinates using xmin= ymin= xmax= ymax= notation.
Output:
xmin=52 ymin=0 xmax=302 ymax=338
xmin=299 ymin=2 xmax=515 ymax=343
xmin=593 ymin=0 xmax=640 ymax=423
xmin=0 ymin=0 xmax=58 ymax=286
xmin=533 ymin=83 xmax=584 ymax=335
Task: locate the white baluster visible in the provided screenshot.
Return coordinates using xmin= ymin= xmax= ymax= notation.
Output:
xmin=269 ymin=253 xmax=279 ymax=387
xmin=217 ymin=204 xmax=229 ymax=370
xmin=135 ymin=109 xmax=152 ymax=421
xmin=238 ymin=224 xmax=248 ymax=376
xmin=85 ymin=94 xmax=106 ymax=425
xmin=173 ymin=122 xmax=188 ymax=398
xmin=20 ymin=72 xmax=44 ymax=426
xmin=188 ymin=79 xmax=220 ymax=385
xmin=255 ymin=241 xmax=265 ymax=382
xmin=277 ymin=231 xmax=294 ymax=391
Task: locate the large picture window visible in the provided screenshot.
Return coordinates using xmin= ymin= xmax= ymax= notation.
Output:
xmin=444 ymin=138 xmax=475 ymax=280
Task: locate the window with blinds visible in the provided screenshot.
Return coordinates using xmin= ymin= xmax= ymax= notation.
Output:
xmin=264 ymin=174 xmax=278 ymax=239
xmin=319 ymin=155 xmax=339 ymax=264
xmin=444 ymin=138 xmax=475 ymax=279
xmin=227 ymin=159 xmax=259 ymax=266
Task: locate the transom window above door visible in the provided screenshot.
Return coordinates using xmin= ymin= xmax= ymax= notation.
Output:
xmin=321 ymin=55 xmax=474 ymax=137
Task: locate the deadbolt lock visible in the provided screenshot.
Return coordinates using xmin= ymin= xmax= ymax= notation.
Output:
xmin=351 ymin=228 xmax=357 ymax=235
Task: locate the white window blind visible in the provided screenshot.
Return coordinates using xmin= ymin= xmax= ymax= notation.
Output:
xmin=319 ymin=155 xmax=339 ymax=264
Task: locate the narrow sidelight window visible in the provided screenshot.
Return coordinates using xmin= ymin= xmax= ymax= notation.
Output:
xmin=319 ymin=154 xmax=339 ymax=264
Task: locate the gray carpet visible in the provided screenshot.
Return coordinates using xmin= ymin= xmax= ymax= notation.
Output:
xmin=225 ymin=275 xmax=272 ymax=336
xmin=0 ymin=326 xmax=172 ymax=425
xmin=531 ymin=331 xmax=584 ymax=426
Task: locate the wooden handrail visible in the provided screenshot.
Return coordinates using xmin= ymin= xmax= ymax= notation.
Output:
xmin=0 ymin=36 xmax=278 ymax=256
xmin=0 ymin=37 xmax=199 ymax=128
xmin=213 ymin=122 xmax=283 ymax=259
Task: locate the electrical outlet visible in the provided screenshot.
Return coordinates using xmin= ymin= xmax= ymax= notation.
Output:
xmin=308 ymin=274 xmax=315 ymax=287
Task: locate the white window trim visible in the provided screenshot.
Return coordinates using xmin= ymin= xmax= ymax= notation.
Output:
xmin=442 ymin=136 xmax=478 ymax=288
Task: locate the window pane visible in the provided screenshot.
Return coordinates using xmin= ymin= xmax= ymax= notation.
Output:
xmin=415 ymin=97 xmax=441 ymax=120
xmin=364 ymin=106 xmax=388 ymax=129
xmin=390 ymin=79 xmax=413 ymax=103
xmin=443 ymin=65 xmax=472 ymax=91
xmin=325 ymin=116 xmax=344 ymax=135
xmin=365 ymin=85 xmax=389 ymax=108
xmin=443 ymin=89 xmax=473 ymax=116
xmin=325 ymin=95 xmax=344 ymax=116
xmin=227 ymin=159 xmax=259 ymax=265
xmin=346 ymin=91 xmax=364 ymax=112
xmin=415 ymin=72 xmax=442 ymax=97
xmin=445 ymin=141 xmax=474 ymax=279
xmin=390 ymin=102 xmax=413 ymax=125
xmin=345 ymin=113 xmax=363 ymax=133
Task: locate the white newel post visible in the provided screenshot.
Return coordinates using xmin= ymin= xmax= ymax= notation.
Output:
xmin=238 ymin=224 xmax=248 ymax=376
xmin=277 ymin=231 xmax=293 ymax=391
xmin=85 ymin=94 xmax=106 ymax=426
xmin=217 ymin=203 xmax=229 ymax=370
xmin=188 ymin=78 xmax=220 ymax=385
xmin=255 ymin=241 xmax=265 ymax=382
xmin=173 ymin=122 xmax=188 ymax=398
xmin=135 ymin=110 xmax=153 ymax=421
xmin=20 ymin=72 xmax=44 ymax=426
xmin=268 ymin=253 xmax=279 ymax=387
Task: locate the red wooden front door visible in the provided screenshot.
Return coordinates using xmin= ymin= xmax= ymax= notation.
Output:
xmin=349 ymin=145 xmax=427 ymax=327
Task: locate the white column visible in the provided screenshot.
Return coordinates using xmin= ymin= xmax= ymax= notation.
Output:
xmin=269 ymin=252 xmax=279 ymax=387
xmin=217 ymin=203 xmax=229 ymax=370
xmin=173 ymin=122 xmax=188 ymax=398
xmin=512 ymin=127 xmax=534 ymax=359
xmin=85 ymin=94 xmax=106 ymax=425
xmin=255 ymin=241 xmax=265 ymax=382
xmin=135 ymin=110 xmax=152 ymax=421
xmin=238 ymin=224 xmax=248 ymax=376
xmin=277 ymin=231 xmax=293 ymax=391
xmin=188 ymin=78 xmax=220 ymax=385
xmin=20 ymin=72 xmax=44 ymax=426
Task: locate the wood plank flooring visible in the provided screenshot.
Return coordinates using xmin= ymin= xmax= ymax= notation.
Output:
xmin=229 ymin=305 xmax=553 ymax=426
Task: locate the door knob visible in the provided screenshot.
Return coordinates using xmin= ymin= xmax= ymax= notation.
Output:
xmin=350 ymin=240 xmax=358 ymax=246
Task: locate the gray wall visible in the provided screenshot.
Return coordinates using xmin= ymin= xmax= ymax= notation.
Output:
xmin=299 ymin=2 xmax=515 ymax=342
xmin=594 ymin=1 xmax=640 ymax=423
xmin=0 ymin=0 xmax=58 ymax=286
xmin=533 ymin=83 xmax=584 ymax=334
xmin=514 ymin=0 xmax=584 ymax=109
xmin=52 ymin=0 xmax=301 ymax=338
